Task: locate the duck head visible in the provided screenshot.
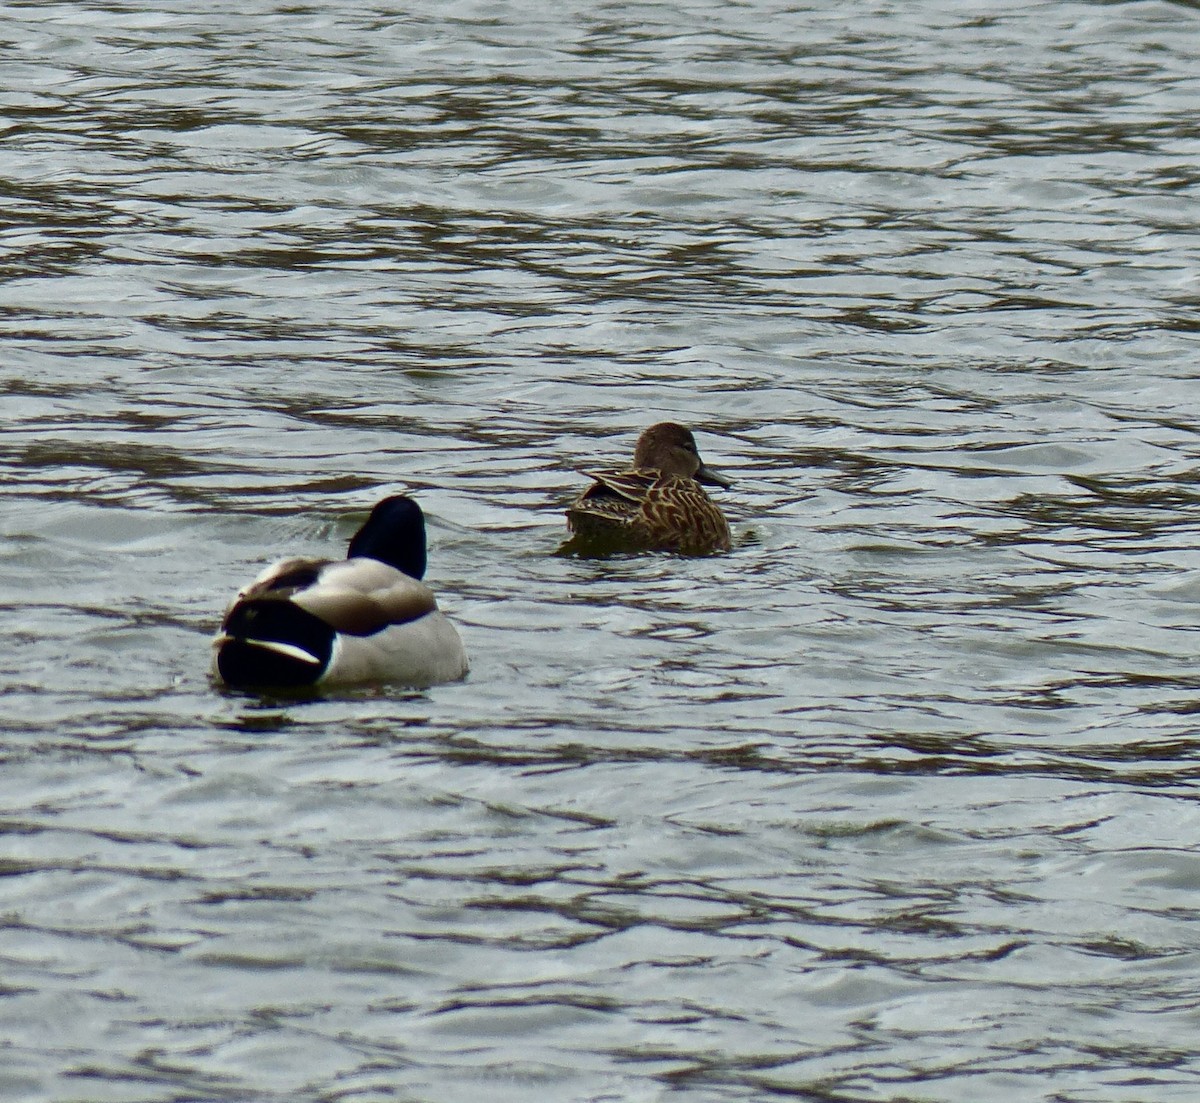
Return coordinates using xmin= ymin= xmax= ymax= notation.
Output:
xmin=347 ymin=495 xmax=428 ymax=579
xmin=633 ymin=422 xmax=732 ymax=488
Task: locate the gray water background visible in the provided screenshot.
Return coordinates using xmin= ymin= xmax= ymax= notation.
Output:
xmin=4 ymin=1 xmax=1200 ymax=1100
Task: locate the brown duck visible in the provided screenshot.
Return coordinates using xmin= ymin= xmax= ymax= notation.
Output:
xmin=564 ymin=422 xmax=733 ymax=555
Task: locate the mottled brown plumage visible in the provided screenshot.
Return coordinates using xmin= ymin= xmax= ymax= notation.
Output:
xmin=565 ymin=423 xmax=733 ymax=555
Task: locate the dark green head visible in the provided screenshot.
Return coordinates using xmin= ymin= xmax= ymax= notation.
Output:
xmin=347 ymin=495 xmax=427 ymax=579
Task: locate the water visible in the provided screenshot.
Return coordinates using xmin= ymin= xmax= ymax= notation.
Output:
xmin=4 ymin=1 xmax=1200 ymax=1099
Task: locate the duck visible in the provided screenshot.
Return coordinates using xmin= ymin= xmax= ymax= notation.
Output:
xmin=563 ymin=422 xmax=733 ymax=555
xmin=212 ymin=495 xmax=468 ymax=689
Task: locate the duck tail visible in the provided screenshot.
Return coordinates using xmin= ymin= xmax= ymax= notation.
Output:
xmin=214 ymin=599 xmax=334 ymax=688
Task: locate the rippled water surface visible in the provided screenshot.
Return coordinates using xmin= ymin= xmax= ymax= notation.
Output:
xmin=5 ymin=1 xmax=1200 ymax=1099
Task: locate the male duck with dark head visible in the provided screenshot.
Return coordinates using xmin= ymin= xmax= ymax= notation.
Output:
xmin=564 ymin=422 xmax=733 ymax=555
xmin=213 ymin=495 xmax=468 ymax=690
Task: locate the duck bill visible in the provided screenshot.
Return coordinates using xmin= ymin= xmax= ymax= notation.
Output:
xmin=696 ymin=462 xmax=732 ymax=489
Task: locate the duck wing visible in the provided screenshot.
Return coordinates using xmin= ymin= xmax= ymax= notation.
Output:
xmin=226 ymin=556 xmax=437 ymax=637
xmin=289 ymin=558 xmax=438 ymax=636
xmin=576 ymin=467 xmax=658 ymax=506
xmin=232 ymin=556 xmax=327 ymax=600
